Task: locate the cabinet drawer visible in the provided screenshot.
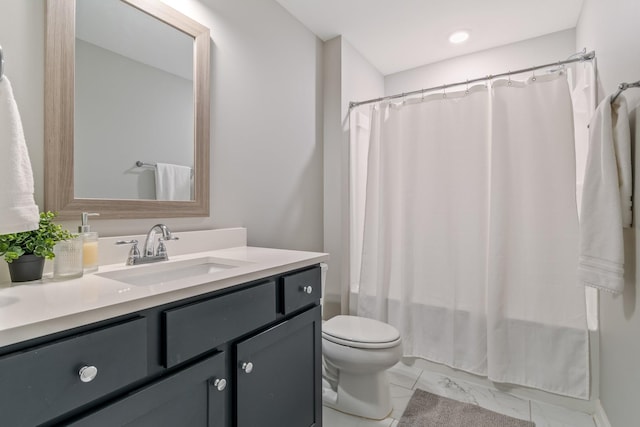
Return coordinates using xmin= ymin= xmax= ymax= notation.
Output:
xmin=68 ymin=352 xmax=228 ymax=427
xmin=0 ymin=317 xmax=148 ymax=427
xmin=280 ymin=266 xmax=320 ymax=315
xmin=164 ymin=281 xmax=276 ymax=367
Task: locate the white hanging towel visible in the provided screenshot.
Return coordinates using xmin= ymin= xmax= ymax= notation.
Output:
xmin=0 ymin=77 xmax=39 ymax=234
xmin=578 ymin=95 xmax=631 ymax=294
xmin=614 ymin=98 xmax=633 ymax=228
xmin=155 ymin=163 xmax=191 ymax=201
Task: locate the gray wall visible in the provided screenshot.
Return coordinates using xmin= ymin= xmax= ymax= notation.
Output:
xmin=577 ymin=0 xmax=640 ymax=425
xmin=0 ymin=0 xmax=324 ymax=266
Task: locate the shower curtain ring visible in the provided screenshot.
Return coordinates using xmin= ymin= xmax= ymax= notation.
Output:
xmin=508 ymin=71 xmax=512 ymax=86
xmin=443 ymin=84 xmax=447 ymax=98
xmin=465 ymin=79 xmax=470 ymax=95
xmin=532 ymin=69 xmax=537 ymax=81
xmin=421 ymin=89 xmax=425 ymax=101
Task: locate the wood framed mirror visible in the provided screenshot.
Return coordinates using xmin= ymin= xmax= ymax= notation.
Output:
xmin=45 ymin=0 xmax=210 ymax=219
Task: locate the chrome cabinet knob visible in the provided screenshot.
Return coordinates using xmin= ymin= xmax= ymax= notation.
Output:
xmin=302 ymin=285 xmax=313 ymax=294
xmin=79 ymin=365 xmax=98 ymax=383
xmin=212 ymin=378 xmax=227 ymax=392
xmin=241 ymin=362 xmax=254 ymax=374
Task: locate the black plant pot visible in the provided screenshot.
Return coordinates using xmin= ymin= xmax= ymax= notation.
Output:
xmin=8 ymin=254 xmax=46 ymax=282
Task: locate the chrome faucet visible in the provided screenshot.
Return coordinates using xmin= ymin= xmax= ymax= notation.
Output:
xmin=116 ymin=224 xmax=179 ymax=265
xmin=143 ymin=224 xmax=178 ymax=258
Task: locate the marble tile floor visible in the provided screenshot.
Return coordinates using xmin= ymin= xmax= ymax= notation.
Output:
xmin=323 ymin=362 xmax=597 ymax=427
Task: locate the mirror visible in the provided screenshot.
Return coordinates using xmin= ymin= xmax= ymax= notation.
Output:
xmin=45 ymin=0 xmax=210 ymax=219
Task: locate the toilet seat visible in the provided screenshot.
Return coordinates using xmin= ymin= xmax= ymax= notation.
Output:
xmin=322 ymin=315 xmax=401 ymax=349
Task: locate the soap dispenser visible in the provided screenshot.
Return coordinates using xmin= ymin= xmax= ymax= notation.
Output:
xmin=79 ymin=212 xmax=100 ymax=273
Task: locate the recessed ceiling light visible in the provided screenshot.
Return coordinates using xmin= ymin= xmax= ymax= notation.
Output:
xmin=449 ymin=30 xmax=470 ymax=44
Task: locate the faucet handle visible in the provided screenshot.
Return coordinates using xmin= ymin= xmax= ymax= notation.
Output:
xmin=115 ymin=240 xmax=140 ymax=265
xmin=155 ymin=235 xmax=179 ymax=258
xmin=156 ymin=238 xmax=167 ymax=258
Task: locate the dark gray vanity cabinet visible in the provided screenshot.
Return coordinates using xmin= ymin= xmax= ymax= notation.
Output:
xmin=0 ymin=264 xmax=322 ymax=427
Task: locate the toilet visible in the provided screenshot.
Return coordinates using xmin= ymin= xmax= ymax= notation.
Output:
xmin=320 ymin=265 xmax=403 ymax=420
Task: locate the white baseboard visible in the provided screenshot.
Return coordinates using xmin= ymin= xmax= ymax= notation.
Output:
xmin=593 ymin=400 xmax=612 ymax=427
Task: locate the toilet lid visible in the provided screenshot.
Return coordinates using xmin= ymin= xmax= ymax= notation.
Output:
xmin=322 ymin=315 xmax=401 ymax=348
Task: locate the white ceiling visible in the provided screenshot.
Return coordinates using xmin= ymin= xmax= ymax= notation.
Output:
xmin=275 ymin=0 xmax=584 ymax=76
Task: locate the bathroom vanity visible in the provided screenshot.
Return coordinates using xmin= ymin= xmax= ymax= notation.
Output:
xmin=0 ymin=229 xmax=327 ymax=427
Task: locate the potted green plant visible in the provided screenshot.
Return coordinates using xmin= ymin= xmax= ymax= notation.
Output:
xmin=0 ymin=211 xmax=75 ymax=282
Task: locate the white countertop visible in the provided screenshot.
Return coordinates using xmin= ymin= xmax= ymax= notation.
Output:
xmin=0 ymin=246 xmax=328 ymax=347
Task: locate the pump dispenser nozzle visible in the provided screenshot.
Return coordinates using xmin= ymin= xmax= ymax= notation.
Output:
xmin=79 ymin=212 xmax=99 ymax=233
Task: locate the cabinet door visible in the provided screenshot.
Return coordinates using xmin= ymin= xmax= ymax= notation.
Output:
xmin=68 ymin=352 xmax=228 ymax=427
xmin=235 ymin=305 xmax=321 ymax=427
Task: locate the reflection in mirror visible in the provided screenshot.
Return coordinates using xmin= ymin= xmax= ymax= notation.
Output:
xmin=45 ymin=0 xmax=210 ymax=219
xmin=75 ymin=0 xmax=194 ymax=200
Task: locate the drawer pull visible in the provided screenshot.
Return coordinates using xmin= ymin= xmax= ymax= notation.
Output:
xmin=302 ymin=285 xmax=313 ymax=294
xmin=79 ymin=365 xmax=98 ymax=383
xmin=241 ymin=361 xmax=254 ymax=374
xmin=212 ymin=378 xmax=227 ymax=392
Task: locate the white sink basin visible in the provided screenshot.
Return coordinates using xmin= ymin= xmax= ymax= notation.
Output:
xmin=97 ymin=257 xmax=246 ymax=286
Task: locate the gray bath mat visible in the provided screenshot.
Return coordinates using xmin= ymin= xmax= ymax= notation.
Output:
xmin=398 ymin=389 xmax=534 ymax=427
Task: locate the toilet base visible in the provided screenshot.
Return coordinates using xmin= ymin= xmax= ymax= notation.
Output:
xmin=322 ymin=370 xmax=393 ymax=420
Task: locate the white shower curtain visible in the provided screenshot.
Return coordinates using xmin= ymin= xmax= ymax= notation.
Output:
xmin=355 ymin=73 xmax=589 ymax=399
xmin=349 ymin=111 xmax=371 ymax=314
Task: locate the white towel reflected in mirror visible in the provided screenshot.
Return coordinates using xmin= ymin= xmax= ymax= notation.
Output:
xmin=155 ymin=163 xmax=192 ymax=201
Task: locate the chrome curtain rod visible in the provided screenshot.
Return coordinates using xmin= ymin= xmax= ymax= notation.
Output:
xmin=349 ymin=51 xmax=596 ymax=109
xmin=611 ymin=80 xmax=640 ymax=103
